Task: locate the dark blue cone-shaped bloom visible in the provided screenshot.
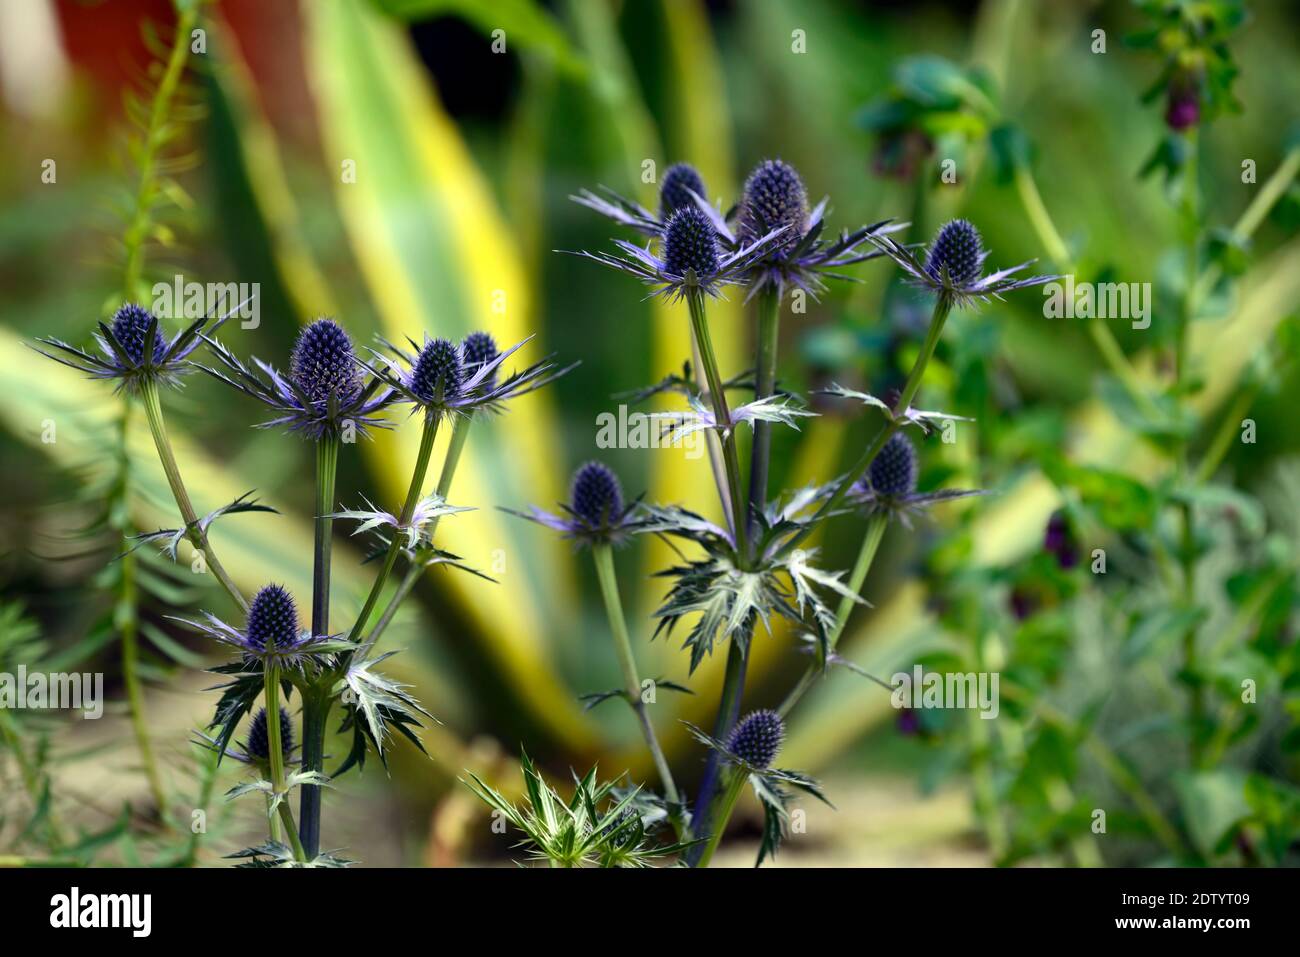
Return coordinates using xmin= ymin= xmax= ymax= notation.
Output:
xmin=171 ymin=583 xmax=336 ymax=670
xmin=728 ymin=709 xmax=785 ymax=769
xmin=868 ymin=432 xmax=918 ymax=497
xmin=869 ymin=217 xmax=1058 ymax=307
xmin=409 ymin=337 xmax=462 ymax=404
xmin=291 ymin=318 xmax=363 ymax=406
xmin=739 ymin=159 xmax=808 ymax=257
xmin=659 ymin=162 xmax=707 ymax=219
xmin=112 ymin=303 xmax=168 ymax=365
xmin=504 ymin=460 xmax=642 ymax=547
xmin=246 ymin=584 xmax=299 ymax=653
xmin=196 ymin=316 xmax=392 ymax=440
xmin=571 ymin=461 xmax=623 ymax=526
xmin=662 ymin=205 xmax=721 ymax=279
xmin=32 ymin=301 xmax=220 ymax=394
xmin=364 ymin=332 xmax=574 ymax=421
xmin=246 ymin=706 xmax=294 ymax=762
xmin=461 ymin=331 xmax=499 ymax=388
xmin=925 ymin=219 xmax=984 ymax=286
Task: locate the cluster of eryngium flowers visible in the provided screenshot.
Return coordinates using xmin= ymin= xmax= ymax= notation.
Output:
xmin=483 ymin=157 xmax=1053 ymax=866
xmin=33 ymin=303 xmax=572 ymax=866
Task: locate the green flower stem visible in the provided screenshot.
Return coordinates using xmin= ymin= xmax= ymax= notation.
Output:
xmin=778 ymin=294 xmax=953 ymax=562
xmin=745 ymin=286 xmax=782 ymax=544
xmin=346 ymin=414 xmax=440 ymax=643
xmin=263 ymin=665 xmax=306 ymax=862
xmin=139 ymin=380 xmax=248 ymax=614
xmin=591 ymin=543 xmax=682 ymax=829
xmin=300 ymin=432 xmax=340 ymax=859
xmin=777 ymin=512 xmax=889 ymax=718
xmin=695 ymin=768 xmax=746 ymax=869
xmin=690 ymin=334 xmax=735 ymax=533
xmin=687 ymin=639 xmax=746 ymax=864
xmin=360 ymin=415 xmax=472 ymax=655
xmin=685 ymin=288 xmax=749 ymax=561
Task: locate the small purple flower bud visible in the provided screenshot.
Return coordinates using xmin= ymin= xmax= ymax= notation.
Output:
xmin=727 ymin=709 xmax=784 ymax=769
xmin=570 ymin=461 xmax=623 ymax=526
xmin=290 ymin=318 xmax=361 ymax=406
xmin=662 ymin=205 xmax=719 ymax=279
xmin=111 ymin=303 xmax=167 ymax=365
xmin=868 ymin=432 xmax=918 ymax=497
xmin=1165 ymin=85 xmax=1200 ymax=131
xmin=246 ymin=706 xmax=294 ymax=761
xmin=925 ymin=219 xmax=983 ymax=285
xmin=659 ymin=162 xmax=706 ymax=219
xmin=461 ymin=331 xmax=499 ymax=387
xmin=1044 ymin=509 xmax=1078 ymax=569
xmin=410 ymin=337 xmax=462 ymax=403
xmin=246 ymin=584 xmax=299 ymax=652
xmin=739 ymin=159 xmax=808 ymax=255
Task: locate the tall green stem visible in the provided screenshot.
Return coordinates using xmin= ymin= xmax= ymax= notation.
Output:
xmin=139 ymin=380 xmax=248 ymax=613
xmin=778 ymin=512 xmax=888 ymax=717
xmin=263 ymin=666 xmax=306 ymax=862
xmin=591 ymin=544 xmax=682 ymax=831
xmin=686 ymin=289 xmax=748 ymax=560
xmin=745 ymin=287 xmax=781 ymax=543
xmin=300 ymin=433 xmax=339 ymax=858
xmin=347 ymin=414 xmax=440 ymax=643
xmin=695 ymin=769 xmax=746 ymax=869
xmin=779 ymin=294 xmax=953 ymax=561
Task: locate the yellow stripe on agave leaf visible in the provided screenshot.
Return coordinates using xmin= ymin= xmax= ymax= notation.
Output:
xmin=304 ymin=0 xmax=594 ymax=749
xmin=0 ymin=327 xmax=360 ymax=625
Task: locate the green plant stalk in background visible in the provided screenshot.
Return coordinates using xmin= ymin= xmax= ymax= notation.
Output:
xmin=347 ymin=414 xmax=440 ymax=642
xmin=591 ymin=543 xmax=682 ymax=833
xmin=300 ymin=432 xmax=340 ymax=858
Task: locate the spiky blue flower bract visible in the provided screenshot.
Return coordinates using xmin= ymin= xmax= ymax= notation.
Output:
xmin=247 ymin=706 xmax=293 ymax=761
xmin=869 ymin=432 xmax=918 ymax=497
xmin=739 ymin=159 xmax=808 ymax=256
xmin=728 ymin=709 xmax=784 ymax=769
xmin=461 ymin=331 xmax=499 ymax=387
xmin=246 ymin=584 xmax=299 ymax=653
xmin=410 ymin=337 xmax=462 ymax=404
xmin=662 ymin=205 xmax=720 ymax=279
xmin=571 ymin=461 xmax=623 ymax=527
xmin=925 ymin=219 xmax=983 ymax=285
xmin=290 ymin=318 xmax=361 ymax=407
xmin=111 ymin=303 xmax=167 ymax=364
xmin=659 ymin=162 xmax=706 ymax=219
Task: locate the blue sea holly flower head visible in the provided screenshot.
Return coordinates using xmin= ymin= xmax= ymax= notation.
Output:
xmin=32 ymin=301 xmax=219 ymax=394
xmin=848 ymin=431 xmax=983 ymax=526
xmin=685 ymin=709 xmax=831 ymax=865
xmin=504 ymin=460 xmax=643 ymax=547
xmin=570 ymin=161 xmax=712 ymax=238
xmin=197 ymin=317 xmax=392 ymax=440
xmin=564 ymin=202 xmax=789 ymax=303
xmin=868 ymin=218 xmax=1058 ymax=307
xmin=246 ymin=706 xmax=295 ymax=763
xmin=702 ymin=158 xmax=905 ymax=300
xmin=172 ymin=583 xmax=341 ymax=672
xmin=362 ymin=332 xmax=574 ymax=421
